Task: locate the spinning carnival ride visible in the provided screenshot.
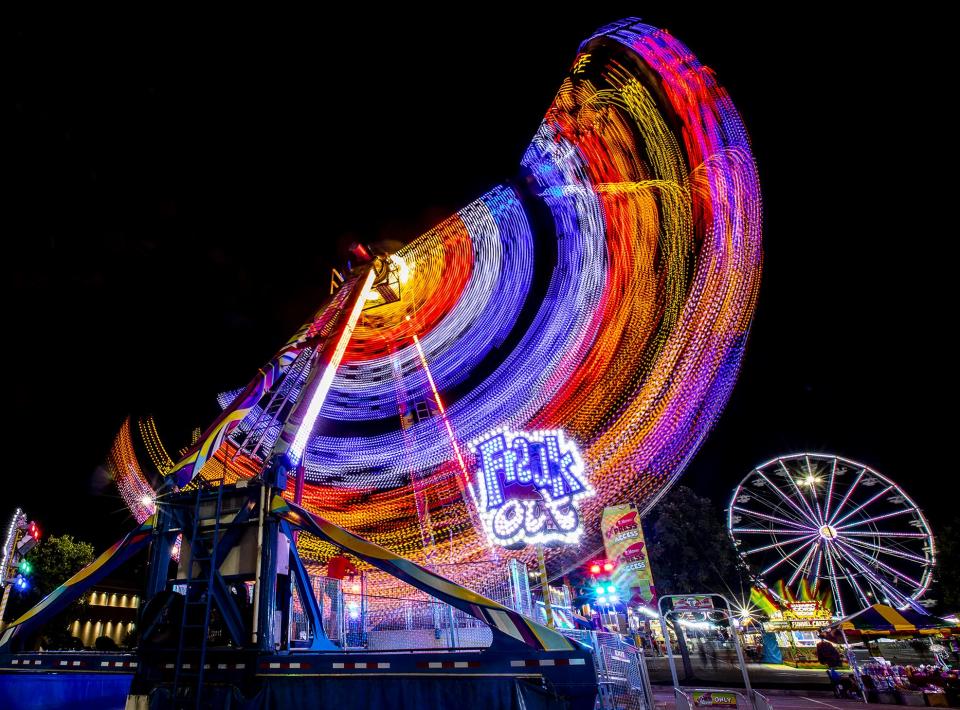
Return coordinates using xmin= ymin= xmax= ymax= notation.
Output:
xmin=110 ymin=18 xmax=763 ymax=580
xmin=0 ymin=18 xmax=762 ymax=707
xmin=2 ymin=14 xmax=762 ymax=659
xmin=729 ymin=454 xmax=936 ymax=617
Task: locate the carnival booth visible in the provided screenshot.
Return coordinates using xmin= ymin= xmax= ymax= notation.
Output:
xmin=752 ymin=582 xmax=835 ymax=667
xmin=821 ymin=604 xmax=958 ymax=706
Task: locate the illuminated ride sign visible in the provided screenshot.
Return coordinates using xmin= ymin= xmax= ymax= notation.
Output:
xmin=470 ymin=429 xmax=594 ymax=547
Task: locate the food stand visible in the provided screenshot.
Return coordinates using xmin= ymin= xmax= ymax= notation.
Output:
xmin=763 ymin=600 xmax=834 ymax=667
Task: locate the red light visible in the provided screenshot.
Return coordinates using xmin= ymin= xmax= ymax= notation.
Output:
xmin=348 ymin=242 xmax=373 ymax=263
xmin=589 ymin=564 xmax=601 ymax=574
xmin=603 ymin=562 xmax=614 ymax=572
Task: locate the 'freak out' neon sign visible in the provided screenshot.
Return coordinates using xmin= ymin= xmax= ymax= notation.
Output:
xmin=469 ymin=429 xmax=593 ymax=547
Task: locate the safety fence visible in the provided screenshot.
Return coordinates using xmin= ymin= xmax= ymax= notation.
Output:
xmin=289 ymin=565 xmax=658 ymax=709
xmin=289 ymin=559 xmax=527 ymax=651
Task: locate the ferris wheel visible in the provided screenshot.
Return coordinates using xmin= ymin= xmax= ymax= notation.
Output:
xmin=728 ymin=453 xmax=935 ymax=617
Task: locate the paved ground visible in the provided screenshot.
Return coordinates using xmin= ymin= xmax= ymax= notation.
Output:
xmin=646 ymin=655 xmax=834 ymax=689
xmin=651 ymin=687 xmax=896 ymax=710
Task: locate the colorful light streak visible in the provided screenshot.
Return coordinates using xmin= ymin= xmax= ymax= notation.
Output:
xmin=283 ymin=269 xmax=375 ymax=464
xmin=1 ymin=509 xmax=25 ymax=589
xmin=411 ymin=332 xmax=470 ymax=487
xmin=111 ymin=19 xmax=763 ymax=581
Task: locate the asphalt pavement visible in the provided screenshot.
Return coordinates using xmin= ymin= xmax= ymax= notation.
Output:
xmin=645 ymin=655 xmax=835 ymax=689
xmin=652 ymin=687 xmax=899 ymax=710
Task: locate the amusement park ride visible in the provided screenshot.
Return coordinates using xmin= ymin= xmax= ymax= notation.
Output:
xmin=0 ymin=16 xmax=762 ymax=709
xmin=729 ymin=454 xmax=936 ymax=617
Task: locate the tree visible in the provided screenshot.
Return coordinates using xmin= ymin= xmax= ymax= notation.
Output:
xmin=934 ymin=520 xmax=959 ymax=612
xmin=645 ymin=486 xmax=750 ymax=680
xmin=646 ymin=485 xmax=750 ymax=598
xmin=5 ymin=534 xmax=96 ymax=638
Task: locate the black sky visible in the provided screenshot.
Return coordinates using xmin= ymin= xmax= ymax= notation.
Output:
xmin=6 ymin=9 xmax=952 ymax=556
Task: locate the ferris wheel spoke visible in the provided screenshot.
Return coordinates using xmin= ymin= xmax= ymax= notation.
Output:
xmin=842 ymin=537 xmax=929 ymax=565
xmin=830 ymin=484 xmax=893 ymax=527
xmin=835 ymin=508 xmax=912 ymax=530
xmin=836 ymin=556 xmax=873 ymax=609
xmin=732 ymin=506 xmax=814 ymax=531
xmin=732 ymin=528 xmax=818 ymax=535
xmin=841 ymin=530 xmax=928 ymax=538
xmin=742 ymin=534 xmax=818 ymax=556
xmin=754 ymin=470 xmax=819 ymax=526
xmin=749 ymin=488 xmax=811 ymax=525
xmin=825 ymin=468 xmax=866 ymax=527
xmin=835 ymin=539 xmax=923 ymax=589
xmin=806 ymin=455 xmax=826 ymax=523
xmin=822 ymin=542 xmax=847 ymax=618
xmin=737 ymin=490 xmax=809 ymax=529
xmin=784 ymin=541 xmax=819 ymax=586
xmin=809 ymin=544 xmax=824 ymax=588
xmin=822 ymin=457 xmax=839 ymax=522
xmin=798 ymin=541 xmax=817 ymax=583
xmin=762 ymin=537 xmax=817 ymax=578
xmin=778 ymin=459 xmax=822 ymax=525
xmin=853 ymin=558 xmax=915 ymax=609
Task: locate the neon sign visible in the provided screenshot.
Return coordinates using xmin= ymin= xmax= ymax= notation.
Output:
xmin=469 ymin=429 xmax=594 ymax=546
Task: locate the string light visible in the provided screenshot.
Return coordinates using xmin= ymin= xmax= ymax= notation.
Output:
xmin=1 ymin=509 xmax=25 ymax=589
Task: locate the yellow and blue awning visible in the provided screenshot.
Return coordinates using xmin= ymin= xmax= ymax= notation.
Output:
xmin=822 ymin=603 xmax=957 ymax=642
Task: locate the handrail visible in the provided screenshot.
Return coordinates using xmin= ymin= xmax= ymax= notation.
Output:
xmin=752 ymin=689 xmax=775 ymax=710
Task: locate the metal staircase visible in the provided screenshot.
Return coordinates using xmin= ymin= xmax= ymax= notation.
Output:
xmin=172 ymin=479 xmax=225 ymax=708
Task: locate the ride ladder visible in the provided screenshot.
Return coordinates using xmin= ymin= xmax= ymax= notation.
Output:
xmin=172 ymin=478 xmax=225 ymax=708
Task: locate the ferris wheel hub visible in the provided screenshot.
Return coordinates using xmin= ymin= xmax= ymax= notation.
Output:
xmin=819 ymin=525 xmax=838 ymax=540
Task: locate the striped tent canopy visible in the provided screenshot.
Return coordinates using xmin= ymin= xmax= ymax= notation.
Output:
xmin=821 ymin=604 xmax=957 ymax=643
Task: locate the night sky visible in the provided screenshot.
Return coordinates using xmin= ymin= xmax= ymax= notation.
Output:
xmin=7 ymin=10 xmax=951 ymax=560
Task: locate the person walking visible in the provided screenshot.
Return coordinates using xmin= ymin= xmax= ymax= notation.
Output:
xmin=703 ymin=638 xmax=717 ymax=670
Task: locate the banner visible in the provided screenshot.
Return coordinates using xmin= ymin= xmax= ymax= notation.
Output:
xmin=672 ymin=595 xmax=715 ymax=612
xmin=600 ymin=504 xmax=656 ymax=606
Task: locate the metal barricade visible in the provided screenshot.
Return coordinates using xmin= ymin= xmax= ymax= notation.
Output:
xmin=675 ymin=687 xmax=774 ymax=710
xmin=564 ymin=630 xmax=653 ymax=710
